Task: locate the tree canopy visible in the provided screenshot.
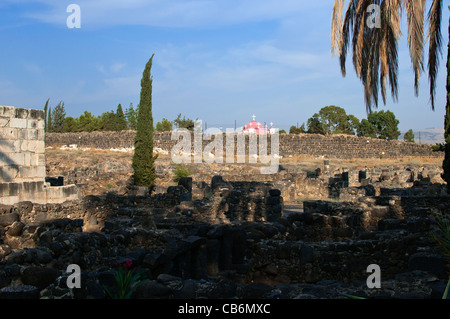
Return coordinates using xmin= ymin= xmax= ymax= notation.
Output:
xmin=306 ymin=105 xmax=359 ymax=135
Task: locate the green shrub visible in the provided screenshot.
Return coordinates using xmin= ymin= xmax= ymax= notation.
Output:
xmin=431 ymin=143 xmax=445 ymax=152
xmin=173 ymin=164 xmax=192 ymax=182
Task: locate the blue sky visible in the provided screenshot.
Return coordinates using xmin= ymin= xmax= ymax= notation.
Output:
xmin=1 ymin=1 xmax=449 ymax=133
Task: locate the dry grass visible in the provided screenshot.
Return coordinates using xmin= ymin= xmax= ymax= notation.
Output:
xmin=45 ymin=147 xmax=132 ymax=159
xmin=280 ymin=154 xmax=443 ymax=170
xmin=46 ymin=147 xmax=443 ymax=173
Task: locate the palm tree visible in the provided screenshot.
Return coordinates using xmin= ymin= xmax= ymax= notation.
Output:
xmin=331 ymin=0 xmax=444 ymax=112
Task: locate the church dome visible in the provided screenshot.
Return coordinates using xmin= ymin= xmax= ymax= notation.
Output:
xmin=241 ymin=115 xmax=267 ymax=134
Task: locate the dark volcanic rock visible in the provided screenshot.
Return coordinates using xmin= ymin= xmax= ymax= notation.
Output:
xmin=21 ymin=267 xmax=60 ymax=290
xmin=0 ymin=285 xmax=40 ymax=299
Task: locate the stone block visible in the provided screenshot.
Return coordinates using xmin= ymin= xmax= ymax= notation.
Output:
xmin=28 ymin=154 xmax=37 ymax=166
xmin=19 ymin=166 xmax=38 ymax=179
xmin=0 ymin=153 xmax=19 ymax=166
xmin=14 ymin=108 xmax=29 ymax=119
xmin=37 ymin=154 xmax=45 ymax=166
xmin=24 ymin=154 xmax=43 ymax=167
xmin=0 ymin=127 xmax=17 ymax=140
xmin=21 ymin=181 xmax=44 ymax=194
xmin=27 ymin=119 xmax=39 ymax=129
xmin=0 ymin=106 xmax=14 ymax=118
xmin=1 ymin=165 xmax=19 ymax=182
xmin=37 ymin=165 xmax=46 ymax=178
xmin=10 ymin=118 xmax=27 ymax=129
xmin=178 ymin=177 xmax=193 ymax=193
xmin=37 ymin=129 xmax=45 ymax=141
xmin=36 ymin=140 xmax=45 ymax=154
xmin=17 ymin=129 xmax=27 ymax=140
xmin=25 ymin=140 xmax=36 ymax=152
xmin=27 ymin=129 xmax=39 ymax=140
xmin=0 ymin=183 xmax=11 ymax=196
xmin=0 ymin=118 xmax=10 ymax=127
xmin=0 ymin=196 xmax=20 ymax=206
xmin=23 ymin=153 xmax=31 ymax=166
xmin=5 ymin=153 xmax=25 ymax=166
xmin=28 ymin=109 xmax=45 ymax=120
xmin=7 ymin=183 xmax=21 ymax=197
xmin=37 ymin=120 xmax=45 ymax=130
xmin=20 ymin=140 xmax=28 ymax=152
xmin=21 ymin=266 xmax=59 ymax=290
xmin=0 ymin=140 xmax=20 ymax=153
xmin=45 ymin=185 xmax=82 ymax=203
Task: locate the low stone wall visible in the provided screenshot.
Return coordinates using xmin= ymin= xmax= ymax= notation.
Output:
xmin=46 ymin=131 xmax=443 ymax=159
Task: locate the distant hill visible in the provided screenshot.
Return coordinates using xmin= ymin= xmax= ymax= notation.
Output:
xmin=401 ymin=128 xmax=444 ymax=145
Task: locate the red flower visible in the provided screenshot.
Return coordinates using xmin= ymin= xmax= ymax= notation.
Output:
xmin=124 ymin=259 xmax=132 ymax=269
xmin=115 ymin=259 xmax=133 ymax=269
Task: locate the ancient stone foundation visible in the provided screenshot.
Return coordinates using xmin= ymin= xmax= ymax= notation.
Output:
xmin=0 ymin=106 xmax=81 ymax=205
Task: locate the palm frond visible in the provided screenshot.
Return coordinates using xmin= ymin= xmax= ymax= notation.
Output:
xmin=332 ymin=0 xmax=346 ymax=56
xmin=427 ymin=0 xmax=443 ymax=110
xmin=331 ymin=0 xmax=443 ymax=112
xmin=340 ymin=0 xmax=358 ymax=76
xmin=405 ymin=0 xmax=426 ymax=96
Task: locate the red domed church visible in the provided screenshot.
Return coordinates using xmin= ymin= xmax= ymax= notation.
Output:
xmin=241 ymin=115 xmax=276 ymax=134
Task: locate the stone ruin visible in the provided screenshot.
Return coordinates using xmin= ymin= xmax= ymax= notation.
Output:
xmin=0 ymin=170 xmax=448 ymax=299
xmin=0 ymin=106 xmax=448 ymax=299
xmin=0 ymin=106 xmax=81 ymax=205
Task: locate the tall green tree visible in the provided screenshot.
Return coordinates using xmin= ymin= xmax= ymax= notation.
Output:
xmin=357 ymin=118 xmax=377 ymax=138
xmin=43 ymin=98 xmax=49 ymax=132
xmin=404 ymin=129 xmax=416 ymax=142
xmin=307 ymin=113 xmax=326 ymax=134
xmin=156 ymin=118 xmax=173 ymax=131
xmin=367 ymin=110 xmax=401 ymax=140
xmin=174 ymin=113 xmax=196 ymax=131
xmin=347 ymin=114 xmax=361 ymax=135
xmin=115 ymin=103 xmax=127 ymax=131
xmin=306 ymin=106 xmax=358 ymax=135
xmin=63 ymin=116 xmax=78 ymax=132
xmin=78 ymin=111 xmax=101 ymax=132
xmin=101 ymin=111 xmax=117 ymax=131
xmin=132 ymin=54 xmax=158 ymax=187
xmin=289 ymin=124 xmax=305 ymax=134
xmin=52 ymin=101 xmax=66 ymax=133
xmin=126 ymin=103 xmax=138 ymax=130
xmin=47 ymin=105 xmax=52 ymax=132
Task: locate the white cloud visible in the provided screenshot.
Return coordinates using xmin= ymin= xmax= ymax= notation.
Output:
xmin=23 ymin=63 xmax=43 ymax=76
xmin=20 ymin=0 xmax=328 ymax=28
xmin=96 ymin=62 xmax=127 ymax=75
xmin=110 ymin=62 xmax=126 ymax=73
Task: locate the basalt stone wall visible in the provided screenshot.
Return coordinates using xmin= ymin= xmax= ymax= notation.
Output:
xmin=46 ymin=131 xmax=443 ymax=159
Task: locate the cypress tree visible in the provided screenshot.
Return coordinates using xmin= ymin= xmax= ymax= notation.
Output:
xmin=44 ymin=98 xmax=49 ymax=132
xmin=126 ymin=103 xmax=138 ymax=130
xmin=47 ymin=105 xmax=52 ymax=133
xmin=132 ymin=54 xmax=158 ymax=187
xmin=115 ymin=103 xmax=127 ymax=131
xmin=443 ymin=7 xmax=450 ymax=194
xmin=52 ymin=101 xmax=66 ymax=133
